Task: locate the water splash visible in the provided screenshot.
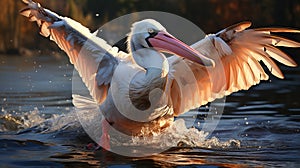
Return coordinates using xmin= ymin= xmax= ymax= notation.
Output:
xmin=0 ymin=107 xmax=45 ymax=132
xmin=0 ymin=107 xmax=80 ymax=134
xmin=38 ymin=112 xmax=79 ymax=133
xmin=1 ymin=106 xmax=240 ymax=150
xmin=117 ymin=119 xmax=241 ymax=149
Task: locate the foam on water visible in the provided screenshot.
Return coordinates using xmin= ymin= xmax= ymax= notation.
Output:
xmin=1 ymin=107 xmax=240 ymax=151
xmin=128 ymin=119 xmax=240 ymax=149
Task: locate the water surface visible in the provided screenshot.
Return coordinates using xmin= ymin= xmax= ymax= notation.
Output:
xmin=0 ymin=54 xmax=300 ymax=167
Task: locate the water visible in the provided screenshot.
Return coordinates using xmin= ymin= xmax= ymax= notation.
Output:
xmin=0 ymin=54 xmax=300 ymax=167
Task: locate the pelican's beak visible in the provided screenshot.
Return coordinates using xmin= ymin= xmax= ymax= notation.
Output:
xmin=147 ymin=31 xmax=215 ymax=67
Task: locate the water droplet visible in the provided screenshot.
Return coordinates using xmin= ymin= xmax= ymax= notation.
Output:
xmin=95 ymin=13 xmax=100 ymax=17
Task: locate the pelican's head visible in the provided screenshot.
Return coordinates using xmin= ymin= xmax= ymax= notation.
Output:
xmin=128 ymin=19 xmax=214 ymax=67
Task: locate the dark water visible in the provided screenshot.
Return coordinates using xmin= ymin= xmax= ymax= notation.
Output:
xmin=0 ymin=54 xmax=300 ymax=167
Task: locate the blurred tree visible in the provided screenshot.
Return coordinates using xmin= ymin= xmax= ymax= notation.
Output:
xmin=66 ymin=0 xmax=92 ymax=27
xmin=0 ymin=0 xmax=299 ymax=55
xmin=0 ymin=0 xmax=22 ymax=54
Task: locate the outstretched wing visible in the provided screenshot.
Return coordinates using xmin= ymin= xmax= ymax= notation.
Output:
xmin=20 ymin=0 xmax=126 ymax=104
xmin=168 ymin=21 xmax=300 ymax=116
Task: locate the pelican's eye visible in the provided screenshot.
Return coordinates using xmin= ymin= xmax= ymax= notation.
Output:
xmin=145 ymin=28 xmax=158 ymax=47
xmin=147 ymin=28 xmax=158 ymax=38
xmin=148 ymin=28 xmax=155 ymax=34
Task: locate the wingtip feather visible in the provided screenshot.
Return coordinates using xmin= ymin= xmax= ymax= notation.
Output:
xmin=19 ymin=8 xmax=30 ymax=17
xmin=22 ymin=0 xmax=30 ymax=4
xmin=255 ymin=28 xmax=300 ymax=33
xmin=264 ymin=35 xmax=300 ymax=48
xmin=216 ymin=21 xmax=252 ymax=36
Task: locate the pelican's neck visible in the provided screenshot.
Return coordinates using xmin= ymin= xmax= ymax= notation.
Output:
xmin=127 ymin=32 xmax=169 ymax=113
xmin=128 ymin=35 xmax=169 ymax=78
xmin=135 ymin=51 xmax=169 ymax=82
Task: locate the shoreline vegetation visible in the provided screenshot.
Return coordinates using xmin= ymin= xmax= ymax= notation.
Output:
xmin=1 ymin=0 xmax=299 ymax=55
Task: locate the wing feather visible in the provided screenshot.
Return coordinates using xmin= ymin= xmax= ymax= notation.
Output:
xmin=264 ymin=45 xmax=297 ymax=67
xmin=169 ymin=22 xmax=299 ymax=115
xmin=249 ymin=48 xmax=283 ymax=78
xmin=262 ymin=35 xmax=300 ymax=47
xmin=21 ymin=0 xmax=125 ymax=104
xmin=254 ymin=28 xmax=300 ymax=33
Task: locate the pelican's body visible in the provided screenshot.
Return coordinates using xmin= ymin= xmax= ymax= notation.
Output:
xmin=99 ymin=48 xmax=174 ymax=135
xmin=21 ymin=1 xmax=299 ymax=149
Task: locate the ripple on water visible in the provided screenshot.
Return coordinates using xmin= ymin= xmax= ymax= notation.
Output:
xmin=0 ymin=55 xmax=299 ymax=166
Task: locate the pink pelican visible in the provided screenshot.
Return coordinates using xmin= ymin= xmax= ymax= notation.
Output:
xmin=21 ymin=0 xmax=299 ymax=149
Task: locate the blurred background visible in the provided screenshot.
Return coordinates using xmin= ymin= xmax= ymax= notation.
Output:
xmin=0 ymin=1 xmax=300 ymax=167
xmin=1 ymin=0 xmax=300 ymax=56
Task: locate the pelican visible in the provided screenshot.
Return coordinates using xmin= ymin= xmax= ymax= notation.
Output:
xmin=21 ymin=0 xmax=299 ymax=149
